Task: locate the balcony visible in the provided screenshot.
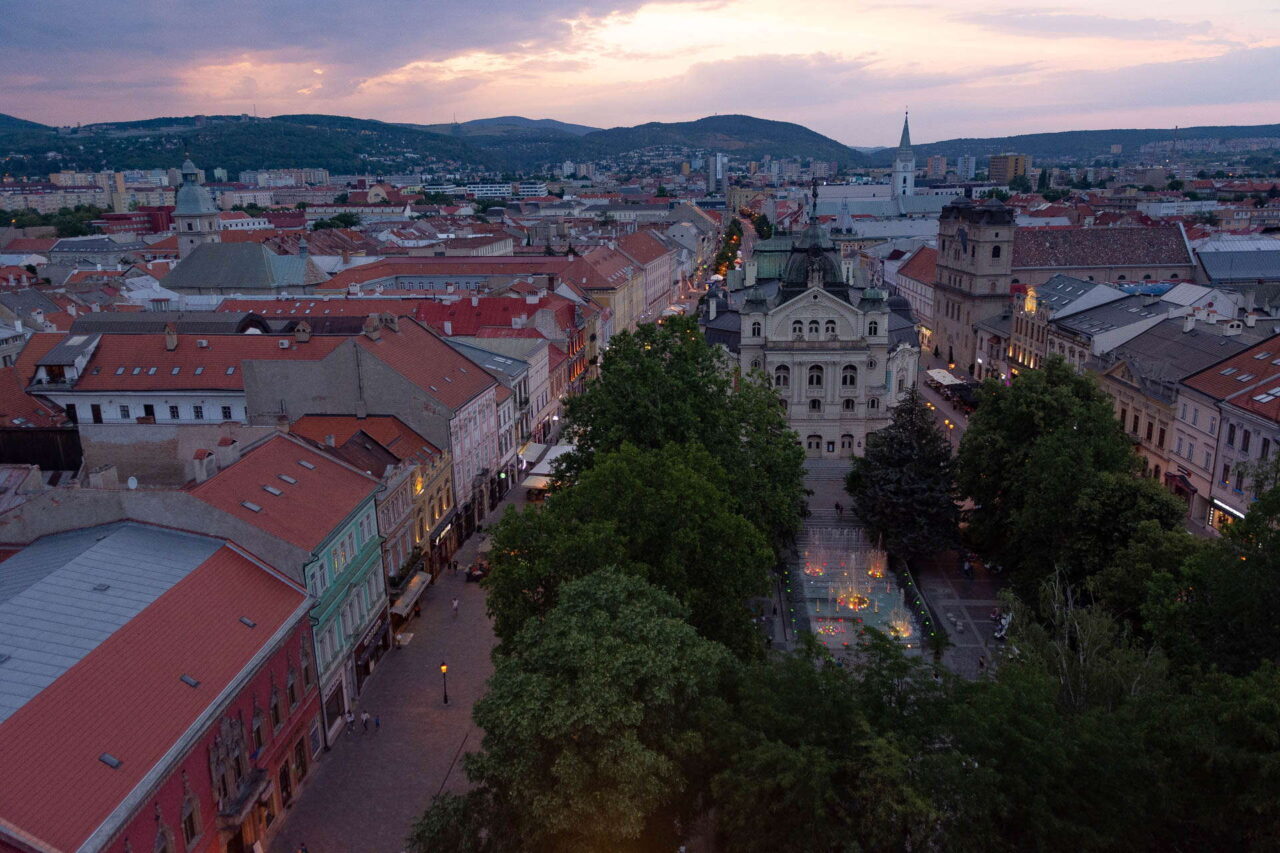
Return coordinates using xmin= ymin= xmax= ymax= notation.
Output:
xmin=770 ymin=338 xmax=865 ymax=351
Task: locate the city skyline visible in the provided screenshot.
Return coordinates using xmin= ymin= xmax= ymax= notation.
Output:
xmin=6 ymin=0 xmax=1280 ymax=145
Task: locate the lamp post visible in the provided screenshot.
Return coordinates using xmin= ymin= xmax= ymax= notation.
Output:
xmin=440 ymin=662 xmax=449 ymax=706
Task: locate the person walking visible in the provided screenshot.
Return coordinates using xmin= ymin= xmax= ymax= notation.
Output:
xmin=344 ymin=710 xmax=355 ymax=735
xmin=834 ymin=501 xmax=843 ymax=518
xmin=451 ymin=597 xmax=459 ymax=618
xmin=360 ymin=710 xmax=370 ymax=732
xmin=977 ymin=655 xmax=987 ymax=674
xmin=374 ymin=714 xmax=381 ymax=732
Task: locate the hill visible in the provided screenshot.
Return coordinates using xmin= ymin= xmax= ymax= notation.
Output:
xmin=868 ymin=123 xmax=1280 ymax=165
xmin=0 ymin=114 xmax=50 ymax=132
xmin=583 ymin=115 xmax=861 ymax=164
xmin=409 ymin=116 xmax=600 ymax=137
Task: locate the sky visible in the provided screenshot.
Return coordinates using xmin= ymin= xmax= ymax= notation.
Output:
xmin=5 ymin=0 xmax=1280 ymax=146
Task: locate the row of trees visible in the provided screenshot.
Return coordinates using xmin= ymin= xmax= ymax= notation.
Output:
xmin=6 ymin=204 xmax=105 ymax=237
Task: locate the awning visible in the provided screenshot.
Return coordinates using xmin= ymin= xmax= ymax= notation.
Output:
xmin=390 ymin=571 xmax=431 ymax=618
xmin=926 ymin=369 xmax=962 ymax=386
xmin=519 ymin=442 xmax=548 ymax=464
xmin=1164 ymin=471 xmax=1197 ymax=494
xmin=521 ymin=474 xmax=553 ymax=490
xmin=1212 ymin=498 xmax=1246 ymax=520
xmin=529 ymin=444 xmax=575 ymax=477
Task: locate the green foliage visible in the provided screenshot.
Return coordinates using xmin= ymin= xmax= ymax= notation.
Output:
xmin=561 ymin=316 xmax=804 ymax=557
xmin=845 ymin=388 xmax=958 ymax=559
xmin=6 ymin=204 xmax=106 ymax=237
xmin=955 ymin=358 xmax=1162 ymax=595
xmin=487 ymin=443 xmax=772 ymax=656
xmin=750 ymin=212 xmax=773 ymax=239
xmin=466 ymin=568 xmax=733 ymax=852
xmin=1007 ymin=174 xmax=1033 ymax=192
xmin=311 ymin=211 xmax=360 ymax=230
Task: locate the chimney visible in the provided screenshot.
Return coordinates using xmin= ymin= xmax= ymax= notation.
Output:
xmin=298 ymin=237 xmax=308 ymax=259
xmin=1223 ymin=321 xmax=1243 ymax=338
xmin=348 ymin=283 xmax=359 ymax=296
xmin=164 ymin=323 xmax=178 ymax=351
xmin=471 ymin=295 xmax=479 ymax=307
xmin=363 ymin=314 xmax=381 ymax=340
xmin=192 ymin=449 xmax=214 ymax=484
xmin=96 ymin=262 xmax=102 ymax=271
xmin=294 ymin=320 xmax=312 ymax=343
xmin=341 ymin=248 xmax=351 ymax=266
xmin=381 ymin=313 xmax=398 ymax=332
xmin=31 ymin=309 xmax=44 ymax=327
xmin=1183 ymin=314 xmax=1195 ymax=333
xmin=525 ymin=294 xmax=538 ymax=305
xmin=325 ymin=433 xmax=336 ymax=447
xmin=14 ymin=319 xmax=21 ymax=333
xmin=214 ymin=435 xmax=240 ymax=467
xmin=1245 ymin=312 xmax=1257 ymax=328
xmin=443 ymin=320 xmax=453 ymax=336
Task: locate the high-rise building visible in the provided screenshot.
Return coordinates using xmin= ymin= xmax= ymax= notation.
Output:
xmin=988 ymin=153 xmax=1031 ymax=186
xmin=956 ymin=154 xmax=977 ymax=181
xmin=892 ymin=113 xmax=915 ymax=198
xmin=706 ymin=152 xmax=728 ymax=194
xmin=925 ymin=155 xmax=947 ymax=180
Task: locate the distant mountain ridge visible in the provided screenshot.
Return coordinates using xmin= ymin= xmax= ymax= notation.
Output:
xmin=406 ymin=116 xmax=600 ymax=137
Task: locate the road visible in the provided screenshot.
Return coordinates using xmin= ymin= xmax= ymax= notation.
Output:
xmin=268 ymin=486 xmax=537 ymax=853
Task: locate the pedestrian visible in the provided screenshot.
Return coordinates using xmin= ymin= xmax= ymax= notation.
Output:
xmin=360 ymin=710 xmax=370 ymax=732
xmin=977 ymin=655 xmax=987 ymax=673
xmin=344 ymin=710 xmax=355 ymax=734
xmin=374 ymin=714 xmax=381 ymax=732
xmin=961 ymin=558 xmax=973 ymax=580
xmin=834 ymin=501 xmax=843 ymax=517
xmin=451 ymin=597 xmax=459 ymax=618
xmin=413 ymin=602 xmax=421 ymax=619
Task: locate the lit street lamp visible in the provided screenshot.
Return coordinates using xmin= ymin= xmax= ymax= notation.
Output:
xmin=440 ymin=661 xmax=449 ymax=706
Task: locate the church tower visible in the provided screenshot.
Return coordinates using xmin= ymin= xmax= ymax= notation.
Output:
xmin=173 ymin=158 xmax=221 ymax=259
xmin=892 ymin=112 xmax=916 ymax=198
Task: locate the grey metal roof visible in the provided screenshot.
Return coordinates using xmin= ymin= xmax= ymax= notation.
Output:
xmin=0 ymin=289 xmax=60 ymax=318
xmin=35 ymin=333 xmax=99 ymax=366
xmin=1035 ymin=274 xmax=1121 ymax=313
xmin=1198 ymin=250 xmax=1280 ymax=283
xmin=0 ymin=522 xmax=222 ymax=723
xmin=69 ymin=311 xmax=269 ymax=335
xmin=1053 ymin=295 xmax=1169 ymax=338
xmin=444 ymin=339 xmax=529 ymax=385
xmin=1100 ymin=318 xmax=1252 ymax=403
xmin=162 ymin=243 xmax=327 ymax=293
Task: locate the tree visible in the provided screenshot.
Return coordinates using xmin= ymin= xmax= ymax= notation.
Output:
xmin=1008 ymin=174 xmax=1032 ymax=193
xmin=422 ymin=568 xmax=733 ymax=853
xmin=1167 ymin=179 xmax=1184 ymax=191
xmin=487 ymin=443 xmax=773 ymax=656
xmin=334 ymin=192 xmax=349 ymax=203
xmin=560 ymin=317 xmax=805 ymax=557
xmin=294 ymin=201 xmax=309 ymax=210
xmin=955 ymin=358 xmax=1141 ymax=594
xmin=845 ymin=387 xmax=958 ymax=559
xmin=1036 ymin=169 xmax=1050 ymax=192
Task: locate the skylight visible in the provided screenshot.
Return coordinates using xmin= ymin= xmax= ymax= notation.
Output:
xmin=226 ymin=366 xmax=236 ymax=375
xmin=99 ymin=753 xmax=123 ymax=770
xmin=1221 ymin=367 xmax=1238 ymax=375
xmin=172 ymin=367 xmax=180 ymax=375
xmin=131 ymin=367 xmax=141 ymax=375
xmin=147 ymin=367 xmax=157 ymax=375
xmin=278 ymin=474 xmax=298 ymax=484
xmin=1253 ymin=352 xmax=1271 ymax=359
xmin=1237 ymin=373 xmax=1255 ymax=382
xmin=239 ymin=616 xmax=257 ymax=628
xmin=241 ymin=501 xmax=262 ymax=512
xmin=180 ymin=674 xmax=200 ymax=687
xmin=298 ymin=460 xmax=316 ymax=470
xmin=194 ymin=367 xmax=204 ymax=375
xmin=263 ymin=485 xmax=282 ymax=496
xmin=115 ymin=367 xmax=125 ymax=375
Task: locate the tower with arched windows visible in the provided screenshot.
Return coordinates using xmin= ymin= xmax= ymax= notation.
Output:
xmin=891 ymin=112 xmax=916 ymax=199
xmin=173 ymin=158 xmax=222 ymax=259
xmin=932 ymin=198 xmax=1014 ymax=377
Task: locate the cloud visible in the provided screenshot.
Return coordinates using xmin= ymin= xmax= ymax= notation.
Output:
xmin=961 ymin=10 xmax=1207 ymax=40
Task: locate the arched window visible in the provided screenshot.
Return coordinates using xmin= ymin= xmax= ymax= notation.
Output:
xmin=843 ymin=398 xmax=856 ymax=411
xmin=750 ymin=359 xmax=761 ymax=370
xmin=751 ymin=321 xmax=762 ymax=336
xmin=774 ymin=365 xmax=790 ymax=387
xmin=867 ymin=320 xmax=879 ymax=336
xmin=181 ymin=791 xmax=201 ymax=847
xmin=808 ymin=365 xmax=824 ymax=387
xmin=991 ymin=245 xmax=1002 ymax=259
xmin=1117 ymin=275 xmax=1127 ymax=281
xmin=824 ymin=320 xmax=837 ymax=337
xmin=792 ymin=320 xmax=803 ymax=337
xmin=896 ymin=371 xmax=906 ymax=391
xmin=840 ymin=434 xmax=854 ymax=450
xmin=806 ymin=435 xmax=822 ymax=450
xmin=868 ymin=398 xmax=879 ymax=410
xmin=808 ymin=320 xmax=819 ymax=337
xmin=1142 ymin=274 xmax=1152 ymax=280
xmin=809 ymin=398 xmax=822 ymax=412
xmin=841 ymin=365 xmax=858 ymax=387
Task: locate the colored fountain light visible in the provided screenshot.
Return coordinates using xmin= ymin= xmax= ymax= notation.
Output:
xmin=804 ymin=561 xmax=825 ymax=577
xmin=836 ymin=591 xmax=870 ymax=611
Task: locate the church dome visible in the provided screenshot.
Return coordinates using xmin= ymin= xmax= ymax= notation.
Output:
xmin=782 ymin=221 xmax=842 ymax=288
xmin=174 ymin=158 xmax=217 ymax=216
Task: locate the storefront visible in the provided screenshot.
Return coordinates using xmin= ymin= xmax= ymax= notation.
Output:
xmin=353 ymin=608 xmax=391 ymax=692
xmin=1209 ymin=498 xmax=1244 ymax=532
xmin=321 ymin=674 xmax=348 ymax=744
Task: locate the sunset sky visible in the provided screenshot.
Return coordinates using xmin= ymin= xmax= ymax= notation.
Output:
xmin=7 ymin=0 xmax=1280 ymax=145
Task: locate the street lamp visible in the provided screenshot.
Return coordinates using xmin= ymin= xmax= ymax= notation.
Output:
xmin=440 ymin=662 xmax=449 ymax=706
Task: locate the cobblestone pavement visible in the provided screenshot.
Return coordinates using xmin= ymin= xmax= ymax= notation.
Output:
xmin=910 ymin=551 xmax=1003 ymax=679
xmin=268 ymin=487 xmax=535 ymax=853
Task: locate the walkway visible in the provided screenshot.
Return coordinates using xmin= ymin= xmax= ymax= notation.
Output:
xmin=268 ymin=487 xmax=535 ymax=853
xmin=910 ymin=551 xmax=1003 ymax=678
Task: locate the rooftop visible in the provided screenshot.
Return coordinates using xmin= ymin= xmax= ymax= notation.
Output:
xmin=1013 ymin=225 xmax=1191 ymax=269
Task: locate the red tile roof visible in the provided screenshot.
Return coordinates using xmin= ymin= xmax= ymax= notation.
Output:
xmin=1182 ymin=333 xmax=1280 ymax=414
xmin=0 ymin=543 xmax=304 ymax=853
xmin=14 ymin=333 xmax=66 ymax=384
xmin=897 ymin=246 xmax=937 ymax=284
xmin=68 ymin=334 xmax=344 ymax=392
xmin=291 ymin=414 xmax=439 ymax=463
xmin=192 ymin=434 xmax=378 ymax=550
xmin=1 ymin=238 xmax=56 ymax=254
xmin=617 ymin=230 xmax=671 ymax=266
xmin=0 ymin=366 xmax=65 ymax=426
xmin=1012 ymin=225 xmax=1192 ymax=269
xmin=216 ymin=297 xmax=427 ymax=317
xmin=356 ymin=318 xmax=496 ymax=410
xmin=412 ymin=294 xmax=577 ymax=338
xmin=321 ymin=256 xmax=574 ymax=291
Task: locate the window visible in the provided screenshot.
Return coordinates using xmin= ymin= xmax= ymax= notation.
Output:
xmin=896 ymin=371 xmax=906 ymax=391
xmin=774 ymin=365 xmax=790 ymax=388
xmin=221 ymin=405 xmax=233 ymax=421
xmin=808 ymin=320 xmax=819 ymax=336
xmin=270 ymin=688 xmax=282 ymax=730
xmin=1261 ymin=438 xmax=1271 ymax=460
xmin=806 ymin=435 xmax=821 ymax=450
xmin=287 ymin=669 xmax=298 ymax=708
xmin=1191 ymin=408 xmax=1198 ymax=426
xmin=824 ymin=320 xmax=836 ymax=337
xmin=808 ymin=365 xmax=824 ymax=387
xmin=119 ymin=405 xmax=130 ymax=420
xmin=1131 ymin=413 xmax=1140 ymax=433
xmin=181 ymin=795 xmax=200 ymax=846
xmin=1120 ymin=407 xmax=1127 ymax=428
xmin=1209 ymin=417 xmax=1217 ymax=435
xmin=867 ymin=320 xmax=879 ymax=336
xmin=840 ymin=434 xmax=854 ymax=450
xmin=841 ymin=365 xmax=858 ymax=387
xmin=750 ymin=359 xmax=761 ymax=370
xmin=193 ymin=405 xmax=204 ymax=420
xmin=1145 ymin=421 xmax=1154 ymax=442
xmin=1176 ymin=436 xmax=1184 ymax=456
xmin=1227 ymin=424 xmax=1236 ymax=447
xmin=809 ymin=398 xmax=822 ymax=412
xmin=751 ymin=321 xmax=761 ymax=336
xmin=991 ymin=245 xmax=1002 ymax=259
xmin=168 ymin=405 xmax=179 ymax=420
xmin=792 ymin=320 xmax=803 ymax=337
xmin=1242 ymin=430 xmax=1251 ymax=454
xmin=868 ymin=398 xmax=879 ymax=410
xmin=1222 ymin=463 xmax=1231 ymax=484
xmin=251 ymin=712 xmax=264 ymax=752
xmin=1158 ymin=427 xmax=1165 ymax=449
xmin=843 ymin=398 xmax=856 ymax=411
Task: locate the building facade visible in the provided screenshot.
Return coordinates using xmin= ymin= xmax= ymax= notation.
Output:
xmin=931 ymin=199 xmax=1015 ymax=375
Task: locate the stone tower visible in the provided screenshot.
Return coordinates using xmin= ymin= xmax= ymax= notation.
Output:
xmin=173 ymin=158 xmax=221 ymax=259
xmin=891 ymin=112 xmax=916 ymax=198
xmin=932 ymin=199 xmax=1014 ymax=376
